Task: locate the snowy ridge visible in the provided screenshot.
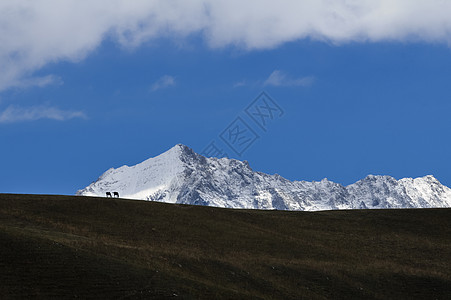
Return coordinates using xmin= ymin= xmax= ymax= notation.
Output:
xmin=77 ymin=145 xmax=185 ymax=202
xmin=76 ymin=144 xmax=451 ymax=211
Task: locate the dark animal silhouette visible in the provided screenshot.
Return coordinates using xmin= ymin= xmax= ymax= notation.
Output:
xmin=113 ymin=192 xmax=119 ymax=198
xmin=106 ymin=192 xmax=112 ymax=197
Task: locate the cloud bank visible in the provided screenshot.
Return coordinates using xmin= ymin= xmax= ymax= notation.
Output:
xmin=2 ymin=0 xmax=451 ymax=91
xmin=0 ymin=105 xmax=86 ymax=123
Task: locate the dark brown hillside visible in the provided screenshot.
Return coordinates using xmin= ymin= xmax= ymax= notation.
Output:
xmin=0 ymin=193 xmax=450 ymax=299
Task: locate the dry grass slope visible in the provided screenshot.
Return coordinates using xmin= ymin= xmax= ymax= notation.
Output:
xmin=0 ymin=193 xmax=450 ymax=299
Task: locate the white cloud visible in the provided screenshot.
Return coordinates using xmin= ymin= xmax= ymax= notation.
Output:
xmin=233 ymin=80 xmax=248 ymax=88
xmin=9 ymin=75 xmax=63 ymax=89
xmin=150 ymin=75 xmax=176 ymax=91
xmin=2 ymin=1 xmax=451 ymax=91
xmin=264 ymin=70 xmax=315 ymax=87
xmin=234 ymin=71 xmax=314 ymax=88
xmin=0 ymin=105 xmax=86 ymax=123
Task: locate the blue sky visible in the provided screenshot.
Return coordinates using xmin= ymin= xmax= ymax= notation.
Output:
xmin=1 ymin=1 xmax=451 ymax=194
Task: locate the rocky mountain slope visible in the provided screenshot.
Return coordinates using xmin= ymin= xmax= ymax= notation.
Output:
xmin=77 ymin=144 xmax=451 ymax=211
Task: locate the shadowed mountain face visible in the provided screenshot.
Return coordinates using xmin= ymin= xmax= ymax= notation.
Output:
xmin=77 ymin=144 xmax=451 ymax=211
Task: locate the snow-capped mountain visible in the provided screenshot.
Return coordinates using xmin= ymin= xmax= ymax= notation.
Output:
xmin=76 ymin=144 xmax=451 ymax=211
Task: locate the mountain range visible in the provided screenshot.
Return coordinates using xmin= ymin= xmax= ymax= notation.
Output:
xmin=76 ymin=144 xmax=451 ymax=211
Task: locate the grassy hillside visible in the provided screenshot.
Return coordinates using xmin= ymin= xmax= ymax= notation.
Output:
xmin=0 ymin=194 xmax=450 ymax=299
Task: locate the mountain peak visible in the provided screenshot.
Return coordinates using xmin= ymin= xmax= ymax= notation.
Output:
xmin=174 ymin=143 xmax=189 ymax=150
xmin=165 ymin=143 xmax=197 ymax=158
xmin=361 ymin=174 xmax=395 ymax=181
xmin=77 ymin=145 xmax=451 ymax=211
xmin=146 ymin=144 xmax=196 ymax=163
xmin=163 ymin=143 xmax=186 ymax=155
xmin=421 ymin=174 xmax=439 ymax=182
